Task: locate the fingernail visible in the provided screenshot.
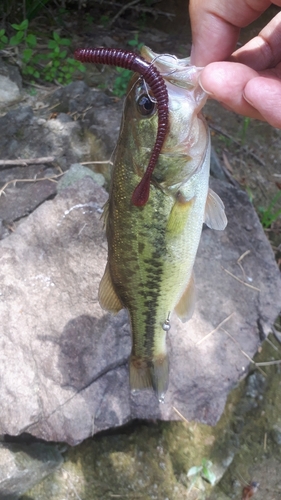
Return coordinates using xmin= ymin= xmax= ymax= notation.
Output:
xmin=243 ymin=92 xmax=254 ymax=107
xmin=198 ymin=75 xmax=214 ymax=96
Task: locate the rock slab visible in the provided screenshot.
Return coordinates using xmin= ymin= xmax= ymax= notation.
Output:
xmin=0 ymin=442 xmax=63 ymax=499
xmin=0 ymin=177 xmax=280 ymax=444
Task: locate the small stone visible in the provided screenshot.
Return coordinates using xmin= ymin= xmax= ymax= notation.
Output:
xmin=57 ymin=163 xmax=105 ymax=191
xmin=271 ymin=424 xmax=281 ymax=445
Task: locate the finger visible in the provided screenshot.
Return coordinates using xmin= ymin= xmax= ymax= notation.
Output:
xmin=199 ymin=61 xmax=264 ymax=120
xmin=189 ymin=0 xmax=271 ymax=66
xmin=232 ymin=11 xmax=281 ymax=70
xmin=244 ymin=75 xmax=281 ymax=128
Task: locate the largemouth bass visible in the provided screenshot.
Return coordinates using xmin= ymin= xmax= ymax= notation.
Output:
xmin=98 ymin=46 xmax=227 ymax=401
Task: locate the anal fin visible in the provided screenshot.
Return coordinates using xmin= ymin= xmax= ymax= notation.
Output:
xmin=98 ymin=263 xmax=123 ymax=313
xmin=174 ymin=273 xmax=196 ymax=323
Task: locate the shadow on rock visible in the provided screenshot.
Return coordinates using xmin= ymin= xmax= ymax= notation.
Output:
xmin=54 ymin=313 xmax=131 ymax=391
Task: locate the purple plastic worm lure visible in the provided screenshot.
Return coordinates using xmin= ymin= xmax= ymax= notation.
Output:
xmin=74 ymin=47 xmax=169 ymax=207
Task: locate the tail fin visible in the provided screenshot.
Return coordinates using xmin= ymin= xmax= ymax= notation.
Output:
xmin=129 ymin=355 xmax=169 ymax=403
xmin=151 ymin=356 xmax=169 ymax=403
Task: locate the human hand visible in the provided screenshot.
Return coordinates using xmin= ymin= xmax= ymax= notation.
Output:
xmin=189 ymin=0 xmax=281 ymax=128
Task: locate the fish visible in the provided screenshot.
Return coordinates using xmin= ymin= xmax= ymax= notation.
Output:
xmin=98 ymin=46 xmax=227 ymax=401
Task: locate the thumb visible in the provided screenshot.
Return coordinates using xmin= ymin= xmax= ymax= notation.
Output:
xmin=243 ymin=75 xmax=281 ymax=128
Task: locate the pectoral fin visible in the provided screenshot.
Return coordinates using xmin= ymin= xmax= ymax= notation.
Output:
xmin=98 ymin=263 xmax=123 ymax=313
xmin=204 ymin=188 xmax=227 ymax=230
xmin=167 ymin=194 xmax=195 ymax=236
xmin=174 ymin=273 xmax=196 ymax=323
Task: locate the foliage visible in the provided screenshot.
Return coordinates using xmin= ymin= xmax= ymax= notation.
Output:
xmin=112 ymin=34 xmax=144 ymax=97
xmin=0 ymin=20 xmax=85 ymax=85
xmin=25 ymin=0 xmax=51 ymax=21
xmin=99 ymin=14 xmax=110 ymax=27
xmin=0 ymin=0 xmax=51 ymax=23
xmin=9 ymin=19 xmax=29 ymax=46
xmin=42 ymin=31 xmax=83 ymax=83
xmin=0 ymin=29 xmax=8 ymax=50
xmin=187 ymin=458 xmax=216 ymax=492
xmin=127 ymin=33 xmax=144 ymax=51
xmin=218 ymin=134 xmax=233 ymax=148
xmin=258 ymin=190 xmax=281 ymax=229
xmin=112 ymin=67 xmax=133 ymax=98
xmin=245 ymin=186 xmax=254 ymax=204
xmin=240 ymin=116 xmax=251 ymax=146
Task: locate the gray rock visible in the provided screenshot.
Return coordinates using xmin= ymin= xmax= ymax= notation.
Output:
xmin=0 ymin=58 xmax=22 ymax=107
xmin=57 ymin=163 xmax=105 ymax=191
xmin=0 ymin=177 xmax=280 ymax=445
xmin=0 ymin=442 xmax=63 ymax=500
xmin=0 ymin=102 xmax=105 ymax=229
xmin=0 ymin=82 xmax=122 ymax=233
xmin=0 ymin=105 xmax=91 ymax=170
xmin=48 ymin=81 xmax=123 ymax=158
xmin=0 ymin=174 xmax=58 ymax=225
xmin=271 ymin=423 xmax=281 ymax=445
xmin=0 ymin=75 xmax=20 ymax=106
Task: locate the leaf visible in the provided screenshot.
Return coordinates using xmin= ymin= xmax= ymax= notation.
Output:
xmin=9 ymin=32 xmax=24 ymax=46
xmin=0 ymin=29 xmax=5 ymax=37
xmin=128 ymin=39 xmax=138 ymax=46
xmin=19 ymin=19 xmax=29 ymax=30
xmin=0 ymin=34 xmax=8 ymax=45
xmin=59 ymin=38 xmax=71 ymax=46
xmin=26 ymin=33 xmax=37 ymax=48
xmin=11 ymin=23 xmax=21 ymax=30
xmin=201 ymin=460 xmax=216 ymax=485
xmin=23 ymin=48 xmax=33 ymax=62
xmin=59 ymin=49 xmax=67 ymax=59
xmin=53 ymin=31 xmax=60 ymax=42
xmin=202 ymin=468 xmax=216 ymax=485
xmin=187 ymin=466 xmax=202 ymax=477
xmin=48 ymin=40 xmax=57 ymax=49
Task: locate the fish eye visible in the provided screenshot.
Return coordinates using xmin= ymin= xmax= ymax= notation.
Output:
xmin=136 ymin=94 xmax=156 ymax=116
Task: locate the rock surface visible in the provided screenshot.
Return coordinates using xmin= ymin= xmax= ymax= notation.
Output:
xmin=0 ymin=82 xmax=121 ymax=232
xmin=0 ymin=58 xmax=22 ymax=107
xmin=0 ymin=442 xmax=63 ymax=500
xmin=0 ymin=176 xmax=280 ymax=445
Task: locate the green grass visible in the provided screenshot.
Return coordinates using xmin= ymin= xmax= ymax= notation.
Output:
xmin=258 ymin=190 xmax=281 ymax=229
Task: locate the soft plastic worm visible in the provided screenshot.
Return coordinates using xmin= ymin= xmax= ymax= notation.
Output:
xmin=74 ymin=47 xmax=169 ymax=206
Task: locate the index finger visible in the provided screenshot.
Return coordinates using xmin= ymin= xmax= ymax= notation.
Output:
xmin=189 ymin=0 xmax=271 ymax=66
